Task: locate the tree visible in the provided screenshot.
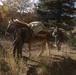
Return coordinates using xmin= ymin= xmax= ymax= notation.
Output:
xmin=36 ymin=0 xmax=76 ymax=30
xmin=2 ymin=0 xmax=35 ymax=20
xmin=0 ymin=0 xmax=37 ymax=28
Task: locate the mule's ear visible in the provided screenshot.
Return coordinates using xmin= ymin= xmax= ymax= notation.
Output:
xmin=8 ymin=18 xmax=11 ymax=23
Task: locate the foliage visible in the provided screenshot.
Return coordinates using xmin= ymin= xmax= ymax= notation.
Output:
xmin=72 ymin=17 xmax=76 ymax=26
xmin=2 ymin=0 xmax=34 ymax=13
xmin=0 ymin=0 xmax=36 ymax=27
xmin=37 ymin=56 xmax=76 ymax=75
xmin=68 ymin=31 xmax=76 ymax=47
xmin=36 ymin=0 xmax=76 ymax=29
xmin=22 ymin=12 xmax=37 ymax=23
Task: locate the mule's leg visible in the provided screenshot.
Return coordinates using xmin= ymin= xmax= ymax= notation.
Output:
xmin=13 ymin=45 xmax=17 ymax=58
xmin=58 ymin=42 xmax=61 ymax=51
xmin=19 ymin=43 xmax=24 ymax=58
xmin=19 ymin=48 xmax=22 ymax=58
xmin=56 ymin=40 xmax=61 ymax=51
xmin=39 ymin=40 xmax=45 ymax=56
xmin=17 ymin=48 xmax=19 ymax=58
xmin=16 ymin=43 xmax=23 ymax=58
xmin=47 ymin=41 xmax=51 ymax=55
xmin=28 ymin=43 xmax=31 ymax=58
xmin=18 ymin=47 xmax=22 ymax=58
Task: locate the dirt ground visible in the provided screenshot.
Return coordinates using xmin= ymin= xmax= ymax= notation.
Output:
xmin=0 ymin=35 xmax=76 ymax=59
xmin=0 ymin=35 xmax=76 ymax=75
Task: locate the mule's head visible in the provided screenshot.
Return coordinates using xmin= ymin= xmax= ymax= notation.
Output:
xmin=52 ymin=26 xmax=59 ymax=37
xmin=5 ymin=19 xmax=17 ymax=36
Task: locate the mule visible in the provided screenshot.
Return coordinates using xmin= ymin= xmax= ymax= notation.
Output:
xmin=5 ymin=19 xmax=51 ymax=58
xmin=52 ymin=26 xmax=68 ymax=51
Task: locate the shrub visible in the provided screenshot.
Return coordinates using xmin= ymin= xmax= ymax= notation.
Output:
xmin=68 ymin=31 xmax=76 ymax=47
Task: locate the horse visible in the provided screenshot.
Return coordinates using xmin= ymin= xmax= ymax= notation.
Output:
xmin=52 ymin=26 xmax=68 ymax=51
xmin=5 ymin=19 xmax=51 ymax=58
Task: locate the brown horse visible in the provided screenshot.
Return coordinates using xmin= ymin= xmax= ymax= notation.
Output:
xmin=5 ymin=19 xmax=51 ymax=58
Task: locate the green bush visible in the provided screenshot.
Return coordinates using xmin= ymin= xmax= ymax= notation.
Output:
xmin=68 ymin=31 xmax=76 ymax=47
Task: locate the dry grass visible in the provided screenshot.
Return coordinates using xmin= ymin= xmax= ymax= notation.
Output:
xmin=0 ymin=36 xmax=76 ymax=75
